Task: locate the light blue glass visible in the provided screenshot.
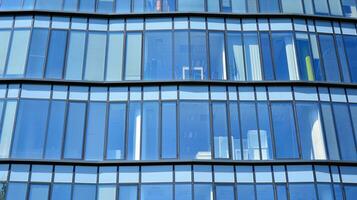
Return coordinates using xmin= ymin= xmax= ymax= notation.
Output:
xmin=178 ymin=0 xmax=204 ymax=11
xmin=45 ymin=30 xmax=68 ymax=79
xmin=180 ymin=102 xmax=211 ymax=159
xmin=240 ymin=102 xmax=259 ymax=160
xmin=243 ymin=32 xmax=262 ymax=80
xmin=194 ymin=184 xmax=213 ymax=200
xmin=212 ymin=102 xmax=229 ymax=159
xmin=341 ymin=0 xmax=357 ymax=17
xmin=141 ymin=184 xmax=173 ymax=200
xmin=127 ymin=102 xmax=141 ymax=160
xmin=142 ymin=102 xmax=159 ymax=160
xmin=144 ymin=31 xmax=173 ymax=80
xmin=97 ymin=0 xmax=115 ymax=13
xmin=314 ymin=0 xmax=330 ymax=15
xmin=0 ymin=0 xmax=22 ymax=10
xmin=98 ymin=185 xmax=116 ymax=200
xmin=0 ymin=30 xmax=11 ymax=75
xmin=190 ymin=31 xmax=208 ymax=80
xmin=79 ymin=0 xmax=95 ymax=12
xmin=106 ymin=32 xmax=124 ymax=81
xmin=64 ymin=102 xmax=86 ymax=159
xmin=63 ymin=0 xmax=78 ymax=11
xmin=162 ymin=102 xmax=177 ymax=159
xmin=281 ymin=0 xmax=303 ymax=13
xmin=226 ymin=32 xmax=245 ymax=80
xmin=236 ymin=184 xmax=255 ymax=200
xmin=26 ymin=28 xmax=49 ymax=78
xmin=125 ymin=32 xmax=142 ymax=80
xmin=289 ymin=184 xmax=317 ymax=200
xmin=232 ymin=0 xmax=246 ymax=13
xmin=271 ymin=102 xmax=299 ymax=159
xmin=6 ymin=183 xmax=27 ymax=200
xmin=175 ymin=184 xmax=192 ymax=200
xmin=257 ymin=102 xmax=273 ymax=160
xmin=29 ymin=184 xmax=49 ymax=200
xmin=0 ymin=100 xmax=17 ymax=158
xmin=259 ymin=0 xmax=279 ymax=12
xmin=119 ymin=185 xmax=137 ymax=200
xmin=85 ymin=32 xmax=107 ymax=81
xmin=276 ymin=184 xmax=288 ymax=200
xmin=209 ymin=32 xmax=226 ymax=80
xmin=162 ymin=0 xmax=175 ymax=11
xmin=36 ymin=0 xmax=63 ymax=10
xmin=73 ymin=184 xmax=96 ymax=200
xmin=51 ymin=184 xmax=71 ymax=200
xmin=207 ymin=0 xmax=220 ymax=12
xmin=174 ymin=31 xmax=189 ymax=80
xmin=145 ymin=0 xmax=161 ymax=11
xmin=216 ymin=185 xmax=234 ymax=200
xmin=133 ymin=0 xmax=144 ymax=12
xmin=65 ymin=31 xmax=86 ymax=80
xmin=85 ymin=102 xmax=106 ymax=161
xmin=11 ymin=99 xmax=49 ymax=159
xmin=229 ymin=102 xmax=242 ymax=160
xmin=256 ymin=184 xmax=274 ymax=200
xmin=106 ymin=103 xmax=126 ymax=160
xmin=116 ymin=0 xmax=131 ymax=12
xmin=319 ymin=34 xmax=341 ymax=82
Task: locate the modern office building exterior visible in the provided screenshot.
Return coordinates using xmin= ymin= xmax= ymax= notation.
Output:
xmin=0 ymin=0 xmax=356 ymax=199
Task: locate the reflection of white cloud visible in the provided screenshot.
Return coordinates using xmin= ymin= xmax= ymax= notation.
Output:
xmin=311 ymin=114 xmax=327 ymax=159
xmin=134 ymin=115 xmax=141 ymax=160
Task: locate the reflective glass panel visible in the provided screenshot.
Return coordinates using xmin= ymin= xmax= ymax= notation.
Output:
xmin=106 ymin=103 xmax=126 ymax=160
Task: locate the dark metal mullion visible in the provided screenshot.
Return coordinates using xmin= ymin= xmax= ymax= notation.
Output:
xmin=102 ymin=88 xmax=110 ymax=160
xmin=103 ymin=25 xmax=110 ymax=82
xmin=208 ymin=87 xmax=214 ymax=160
xmin=39 ymin=20 xmax=53 ymax=80
xmin=81 ymin=18 xmax=89 ymax=81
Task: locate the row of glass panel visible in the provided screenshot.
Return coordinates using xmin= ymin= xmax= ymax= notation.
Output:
xmin=0 ymin=0 xmax=356 ymax=18
xmin=1 ymin=164 xmax=356 ymax=200
xmin=1 ymin=16 xmax=356 ymax=82
xmin=0 ymin=84 xmax=356 ymax=161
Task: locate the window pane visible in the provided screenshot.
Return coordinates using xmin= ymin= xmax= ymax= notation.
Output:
xmin=295 ymin=33 xmax=316 ymax=81
xmin=73 ymin=184 xmax=96 ymax=200
xmin=256 ymin=184 xmax=274 ymax=200
xmin=271 ymin=32 xmax=299 ymax=80
xmin=36 ymin=0 xmax=63 ymax=10
xmin=26 ymin=28 xmax=49 ymax=78
xmin=178 ymin=0 xmax=204 ymax=11
xmin=127 ymin=102 xmax=141 ymax=160
xmin=145 ymin=0 xmax=162 ymax=11
xmin=118 ymin=185 xmax=137 ymax=200
xmin=0 ymin=30 xmax=11 ymax=75
xmin=106 ymin=32 xmax=124 ymax=81
xmin=276 ymin=184 xmax=288 ymax=200
xmin=227 ymin=32 xmax=245 ymax=80
xmin=162 ymin=0 xmax=175 ymax=11
xmin=318 ymin=34 xmax=341 ymax=82
xmin=44 ymin=101 xmax=66 ymax=159
xmin=194 ymin=184 xmax=213 ymax=200
xmin=180 ymin=102 xmax=211 ymax=159
xmin=97 ymin=0 xmax=114 ymax=13
xmin=243 ymin=33 xmax=262 ymax=80
xmin=229 ymin=102 xmax=242 ymax=160
xmin=209 ymin=32 xmax=226 ymax=80
xmin=314 ymin=0 xmax=329 ymax=14
xmin=85 ymin=32 xmax=106 ymax=81
xmin=341 ymin=0 xmax=357 ymax=17
xmin=309 ymin=34 xmax=324 ymax=81
xmin=45 ymin=30 xmax=68 ymax=79
xmin=65 ymin=31 xmax=86 ymax=80
xmin=333 ymin=103 xmax=357 ymax=160
xmin=162 ymin=102 xmax=177 ymax=159
xmin=317 ymin=184 xmax=334 ymax=200
xmin=281 ymin=0 xmax=303 ymax=13
xmin=6 ymin=29 xmax=31 ymax=77
xmin=320 ymin=104 xmax=340 ymax=160
xmin=260 ymin=32 xmax=274 ymax=80
xmin=11 ymin=100 xmax=49 ymax=159
xmin=85 ymin=102 xmax=106 ymax=161
xmin=216 ymin=185 xmax=234 ymax=200
xmin=116 ymin=0 xmax=131 ymax=12
xmin=237 ymin=184 xmax=255 ymax=200
xmin=259 ymin=0 xmax=279 ymax=12
xmin=79 ymin=0 xmax=95 ymax=12
xmin=64 ymin=102 xmax=86 ymax=159
xmin=63 ymin=0 xmax=78 ymax=11
xmin=190 ymin=31 xmax=208 ymax=80
xmin=334 ymin=35 xmax=350 ymax=82
xmin=271 ymin=102 xmax=299 ymax=159
xmin=296 ymin=102 xmax=327 ymax=160
xmin=257 ymin=102 xmax=273 ymax=160
xmin=106 ymin=103 xmax=126 ymax=160
xmin=175 ymin=184 xmax=192 ymax=200
xmin=141 ymin=102 xmax=159 ymax=160
xmin=144 ymin=31 xmax=173 ymax=80
xmin=289 ymin=184 xmax=317 ymax=200
xmin=51 ymin=184 xmax=71 ymax=200
xmin=98 ymin=185 xmax=116 ymax=200
xmin=345 ymin=185 xmax=357 ymax=200
xmin=0 ymin=101 xmax=17 ymax=158
xmin=141 ymin=184 xmax=173 ymax=200
xmin=125 ymin=32 xmax=142 ymax=80
xmin=213 ymin=102 xmax=229 ymax=159
xmin=343 ymin=35 xmax=357 ymax=83
xmin=174 ymin=31 xmax=189 ymax=80
xmin=240 ymin=102 xmax=260 ymax=160
xmin=29 ymin=184 xmax=49 ymax=200
xmin=6 ymin=183 xmax=27 ymax=200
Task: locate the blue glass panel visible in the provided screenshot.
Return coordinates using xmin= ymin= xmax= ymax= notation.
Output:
xmin=343 ymin=35 xmax=357 ymax=83
xmin=51 ymin=184 xmax=72 ymax=200
xmin=271 ymin=32 xmax=299 ymax=80
xmin=44 ymin=101 xmax=66 ymax=159
xmin=320 ymin=103 xmax=340 ymax=160
xmin=142 ymin=102 xmax=159 ymax=160
xmin=178 ymin=0 xmax=204 ymax=11
xmin=237 ymin=184 xmax=255 ymax=200
xmin=289 ymin=184 xmax=317 ymax=200
xmin=333 ymin=103 xmax=357 ymax=160
xmin=65 ymin=31 xmax=86 ymax=80
xmin=175 ymin=184 xmax=192 ymax=200
xmin=144 ymin=31 xmax=173 ymax=80
xmin=6 ymin=183 xmax=27 ymax=200
xmin=333 ymin=184 xmax=343 ymax=200
xmin=97 ymin=0 xmax=114 ymax=13
xmin=0 ymin=29 xmax=11 ymax=76
xmin=11 ymin=99 xmax=49 ymax=159
xmin=174 ymin=31 xmax=189 ymax=80
xmin=106 ymin=103 xmax=126 ymax=160
xmin=256 ymin=184 xmax=274 ymax=200
xmin=216 ymin=185 xmax=234 ymax=200
xmin=194 ymin=184 xmax=213 ymax=200
xmin=36 ymin=0 xmax=63 ymax=10
xmin=227 ymin=32 xmax=245 ymax=80
xmin=85 ymin=102 xmax=106 ymax=161
xmin=341 ymin=0 xmax=357 ymax=17
xmin=271 ymin=102 xmax=299 ymax=159
xmin=240 ymin=102 xmax=259 ymax=160
xmin=29 ymin=184 xmax=49 ymax=200
xmin=319 ymin=34 xmax=341 ymax=82
xmin=335 ymin=35 xmax=351 ymax=82
xmin=85 ymin=32 xmax=107 ymax=81
xmin=127 ymin=102 xmax=141 ymax=160
xmin=133 ymin=0 xmax=144 ymax=12
xmin=141 ymin=184 xmax=173 ymax=200
xmin=213 ymin=102 xmax=229 ymax=159
xmin=22 ymin=0 xmax=35 ymax=9
xmin=0 ymin=0 xmax=22 ymax=10
xmin=64 ymin=102 xmax=86 ymax=159
xmin=257 ymin=102 xmax=273 ymax=160
xmin=243 ymin=33 xmax=262 ymax=80
xmin=317 ymin=184 xmax=333 ymax=200
xmin=118 ymin=185 xmax=137 ymax=200
xmin=229 ymin=102 xmax=242 ymax=160
xmin=162 ymin=0 xmax=175 ymax=11
xmin=221 ymin=0 xmax=232 ymax=12
xmin=180 ymin=102 xmax=211 ymax=159
xmin=73 ymin=184 xmax=96 ymax=200
xmin=145 ymin=0 xmax=161 ymax=11
xmin=260 ymin=32 xmax=274 ymax=80
xmin=64 ymin=0 xmax=78 ymax=11
xmin=259 ymin=0 xmax=279 ymax=12
xmin=116 ymin=0 xmax=131 ymax=12
xmin=191 ymin=31 xmax=208 ymax=80
xmin=79 ymin=0 xmax=95 ymax=12
xmin=26 ymin=28 xmax=49 ymax=78
xmin=276 ymin=184 xmax=288 ymax=200
xmin=344 ymin=185 xmax=357 ymax=200
xmin=209 ymin=32 xmax=226 ymax=80
xmin=45 ymin=30 xmax=68 ymax=79
xmin=162 ymin=102 xmax=177 ymax=159
xmin=296 ymin=102 xmax=327 ymax=160
xmin=295 ymin=33 xmax=316 ymax=81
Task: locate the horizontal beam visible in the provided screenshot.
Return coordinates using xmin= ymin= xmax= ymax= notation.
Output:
xmin=0 ymin=10 xmax=356 ymax=22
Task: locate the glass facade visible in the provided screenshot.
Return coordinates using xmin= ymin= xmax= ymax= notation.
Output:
xmin=0 ymin=0 xmax=356 ymax=199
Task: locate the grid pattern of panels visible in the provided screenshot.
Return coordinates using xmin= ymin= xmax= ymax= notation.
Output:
xmin=0 ymin=16 xmax=356 ymax=82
